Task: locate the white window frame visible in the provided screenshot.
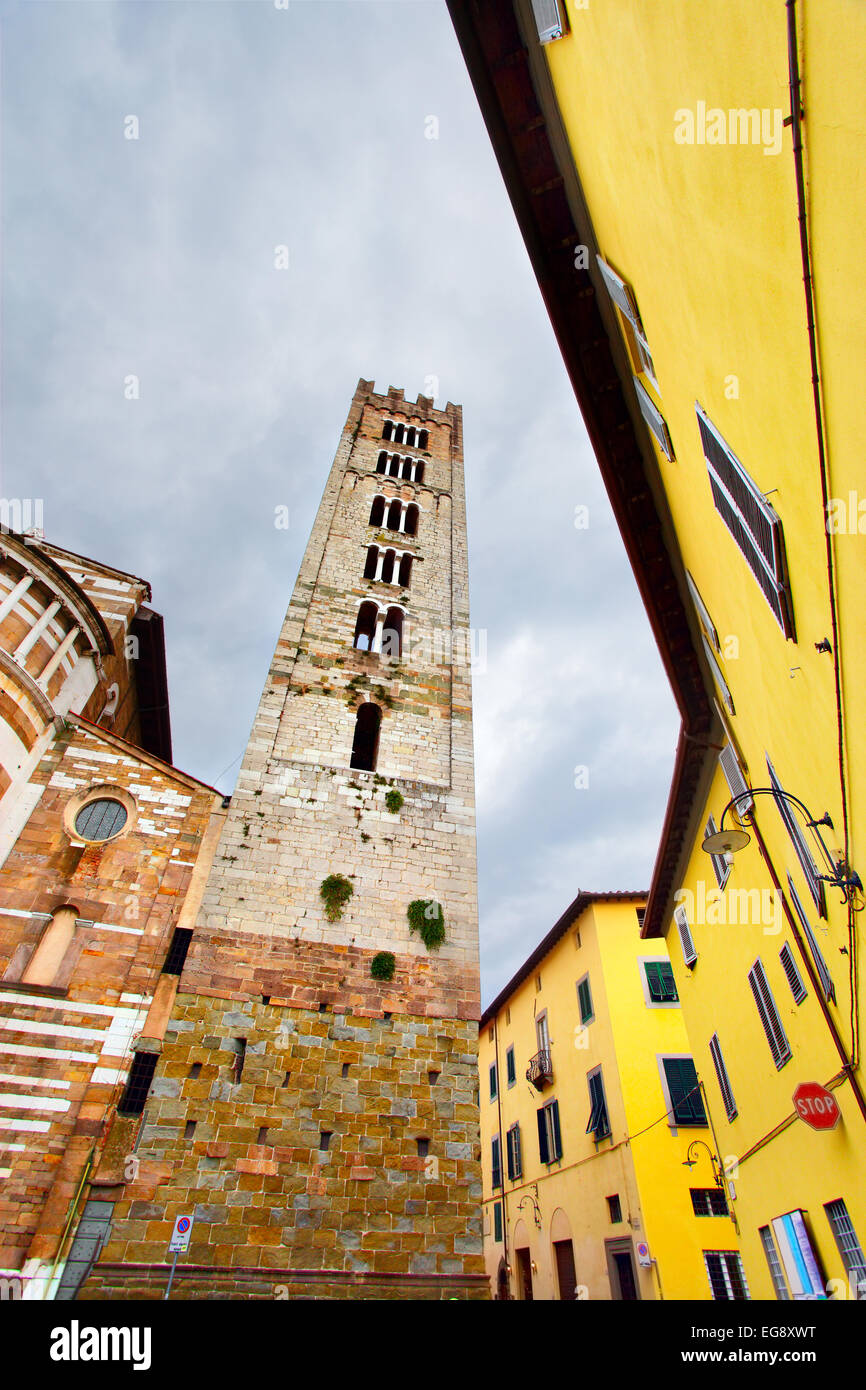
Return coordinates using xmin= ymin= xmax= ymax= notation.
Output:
xmin=639 ymin=957 xmax=680 ymax=1009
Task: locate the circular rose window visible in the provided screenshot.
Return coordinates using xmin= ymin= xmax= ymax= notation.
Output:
xmin=74 ymin=798 xmax=128 ymax=842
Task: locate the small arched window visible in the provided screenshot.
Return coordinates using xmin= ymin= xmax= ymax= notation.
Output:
xmin=363 ymin=545 xmax=378 ymax=580
xmin=381 ymin=550 xmax=396 ymax=585
xmin=389 ymin=455 xmax=400 ymax=478
xmin=418 ymin=429 xmax=428 ymax=449
xmin=382 ymin=421 xmax=393 ymax=441
xmin=404 ymin=504 xmax=419 ymax=537
xmin=381 ymin=608 xmax=403 ymax=660
xmin=401 ymin=457 xmax=413 ymax=480
xmin=369 ymin=496 xmax=385 ymax=527
xmin=387 ymin=499 xmax=402 ymax=531
xmin=406 ymin=427 xmax=416 ymax=447
xmin=398 ymin=554 xmax=413 ymax=587
xmin=376 ymin=452 xmax=388 ymax=474
xmin=350 ymin=702 xmax=382 ymax=771
xmin=414 ymin=461 xmax=425 ymax=485
xmin=353 ymin=602 xmax=378 ymax=652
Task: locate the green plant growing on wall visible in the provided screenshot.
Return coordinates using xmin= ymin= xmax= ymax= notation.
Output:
xmin=370 ymin=952 xmax=396 ymax=982
xmin=407 ymin=899 xmax=445 ymax=952
xmin=385 ymin=789 xmax=404 ymax=814
xmin=320 ymin=874 xmax=354 ymax=922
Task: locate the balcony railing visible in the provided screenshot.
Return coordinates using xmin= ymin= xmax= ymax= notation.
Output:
xmin=526 ymin=1049 xmax=553 ymax=1091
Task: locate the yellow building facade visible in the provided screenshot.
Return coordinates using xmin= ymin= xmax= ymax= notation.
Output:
xmin=452 ymin=1 xmax=866 ymax=1300
xmin=479 ymin=893 xmax=742 ymax=1300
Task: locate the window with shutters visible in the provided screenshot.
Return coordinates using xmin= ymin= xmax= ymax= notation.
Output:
xmin=786 ymin=876 xmax=835 ymax=1012
xmin=708 ymin=1033 xmax=737 ymax=1121
xmin=586 ymin=1068 xmax=611 ymax=1142
xmin=759 ymin=1226 xmax=791 ymax=1300
xmin=537 ymin=1098 xmax=563 ymax=1164
xmin=719 ymin=742 xmax=753 ymax=813
xmin=704 ymin=1250 xmax=750 ymax=1300
xmin=691 ymin=1187 xmax=729 ymax=1217
xmin=675 ymin=904 xmax=697 ymax=968
xmin=824 ymin=1200 xmax=866 ymax=1299
xmin=493 ymin=1201 xmax=503 ymax=1244
xmin=506 ymin=1122 xmax=522 ymax=1182
xmin=596 ymin=256 xmax=658 ymax=386
xmin=530 ymin=0 xmax=568 ymax=43
xmin=634 ymin=378 xmax=675 ymax=461
xmin=766 ymin=756 xmax=826 ymax=916
xmin=642 ymin=958 xmax=679 ymax=1006
xmin=660 ymin=1056 xmax=707 ymax=1126
xmin=576 ymin=973 xmax=594 ymax=1025
xmin=696 ymin=407 xmax=795 ymax=638
xmin=506 ymin=1045 xmax=516 ymax=1087
xmin=491 ymin=1136 xmax=502 ymax=1190
xmin=748 ymin=959 xmax=792 ymax=1068
xmin=779 ymin=942 xmax=807 ymax=1003
xmin=489 ymin=1062 xmax=497 ymax=1101
xmin=685 ymin=573 xmax=734 ymax=713
xmin=704 ymin=816 xmax=732 ymax=889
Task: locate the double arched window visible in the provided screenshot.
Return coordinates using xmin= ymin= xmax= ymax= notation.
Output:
xmin=382 ymin=421 xmax=429 ymax=449
xmin=352 ymin=601 xmax=405 ymax=659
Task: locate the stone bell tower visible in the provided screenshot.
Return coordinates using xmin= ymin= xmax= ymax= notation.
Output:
xmin=82 ymin=379 xmax=487 ymax=1300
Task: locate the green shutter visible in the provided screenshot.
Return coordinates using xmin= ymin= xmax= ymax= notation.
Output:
xmin=489 ymin=1063 xmax=497 ymax=1099
xmin=491 ymin=1136 xmax=502 ymax=1189
xmin=506 ymin=1047 xmax=516 ymax=1085
xmin=665 ymin=1058 xmax=707 ymax=1124
xmin=646 ymin=961 xmax=678 ymax=1003
xmin=550 ymin=1101 xmax=562 ymax=1160
xmin=537 ymin=1107 xmax=550 ymax=1164
xmin=578 ymin=976 xmax=593 ymax=1023
xmin=494 ymin=1201 xmax=503 ymax=1243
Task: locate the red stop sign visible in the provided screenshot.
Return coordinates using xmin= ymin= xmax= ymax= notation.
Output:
xmin=793 ymin=1082 xmax=841 ymax=1130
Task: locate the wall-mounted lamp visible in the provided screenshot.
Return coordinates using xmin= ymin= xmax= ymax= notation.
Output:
xmin=702 ymin=789 xmax=862 ymax=906
xmin=517 ymin=1184 xmax=543 ymax=1229
xmin=681 ymin=1139 xmax=725 ymax=1189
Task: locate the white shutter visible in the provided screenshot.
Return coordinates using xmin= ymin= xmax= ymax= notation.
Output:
xmin=685 ymin=571 xmax=719 ymax=651
xmin=708 ymin=1033 xmax=737 ymax=1121
xmin=719 ymin=742 xmax=752 ymax=812
xmin=787 ymin=874 xmax=835 ymax=1003
xmin=530 ymin=0 xmax=565 ymax=43
xmin=634 ymin=378 xmax=675 ymax=461
xmin=748 ymin=959 xmax=792 ymax=1068
xmin=675 ymin=905 xmax=697 ymax=967
xmin=767 ymin=756 xmax=825 ymax=915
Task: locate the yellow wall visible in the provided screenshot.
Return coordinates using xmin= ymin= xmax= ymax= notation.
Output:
xmin=479 ymin=898 xmax=739 ymax=1299
xmin=535 ymin=0 xmax=866 ymax=1301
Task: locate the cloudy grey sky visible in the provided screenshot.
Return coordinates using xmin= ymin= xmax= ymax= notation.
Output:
xmin=1 ymin=0 xmax=680 ymax=1003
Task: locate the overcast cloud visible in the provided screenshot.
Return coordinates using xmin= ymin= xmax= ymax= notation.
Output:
xmin=0 ymin=0 xmax=680 ymax=1003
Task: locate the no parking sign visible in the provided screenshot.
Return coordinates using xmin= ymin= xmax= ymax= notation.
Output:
xmin=169 ymin=1214 xmax=194 ymax=1254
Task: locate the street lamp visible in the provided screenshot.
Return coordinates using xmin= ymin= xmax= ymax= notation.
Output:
xmin=702 ymin=789 xmax=862 ymax=905
xmin=681 ymin=1139 xmax=725 ymax=1189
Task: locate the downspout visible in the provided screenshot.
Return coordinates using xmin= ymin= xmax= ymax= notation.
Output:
xmin=785 ymin=0 xmax=858 ymax=1064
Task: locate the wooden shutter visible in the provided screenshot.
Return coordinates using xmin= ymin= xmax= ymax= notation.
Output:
xmin=696 ymin=407 xmax=795 ymax=638
xmin=537 ymin=1107 xmax=550 ymax=1165
xmin=708 ymin=1033 xmax=737 ymax=1121
xmin=748 ymin=959 xmax=792 ymax=1068
xmin=578 ymin=975 xmax=593 ymax=1022
xmin=554 ymin=1240 xmax=577 ymax=1301
xmin=780 ymin=943 xmax=807 ymax=1003
xmin=675 ymin=905 xmax=697 ymax=967
xmin=634 ymin=378 xmax=675 ymax=461
xmin=491 ymin=1136 xmax=502 ymax=1189
xmin=767 ymin=757 xmax=825 ymax=915
xmin=550 ymin=1100 xmax=562 ymax=1160
xmin=664 ymin=1057 xmax=707 ymax=1124
xmin=493 ymin=1201 xmax=503 ymax=1244
xmin=719 ymin=742 xmax=752 ymax=813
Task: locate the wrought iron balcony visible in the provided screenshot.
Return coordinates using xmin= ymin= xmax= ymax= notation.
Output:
xmin=526 ymin=1049 xmax=553 ymax=1091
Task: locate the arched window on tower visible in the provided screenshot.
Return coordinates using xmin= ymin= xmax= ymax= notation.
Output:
xmin=350 ymin=702 xmax=382 ymax=771
xmin=387 ymin=499 xmax=402 ymax=531
xmin=398 ymin=554 xmax=413 ymax=587
xmin=363 ymin=545 xmax=378 ymax=580
xmin=382 ymin=421 xmax=393 ymax=441
xmin=414 ymin=461 xmax=425 ymax=485
xmin=381 ymin=608 xmax=404 ymax=660
xmin=380 ymin=550 xmax=396 ymax=585
xmin=406 ymin=427 xmax=416 ymax=447
xmin=404 ymin=503 xmax=419 ymax=537
xmin=393 ymin=423 xmax=405 ymax=444
xmin=376 ymin=452 xmax=388 ymax=474
xmin=353 ymin=602 xmax=378 ymax=652
xmin=369 ymin=496 xmax=385 ymax=527
xmin=388 ymin=455 xmax=400 ymax=478
xmin=401 ymin=457 xmax=413 ymax=481
xmin=418 ymin=429 xmax=429 ymax=449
